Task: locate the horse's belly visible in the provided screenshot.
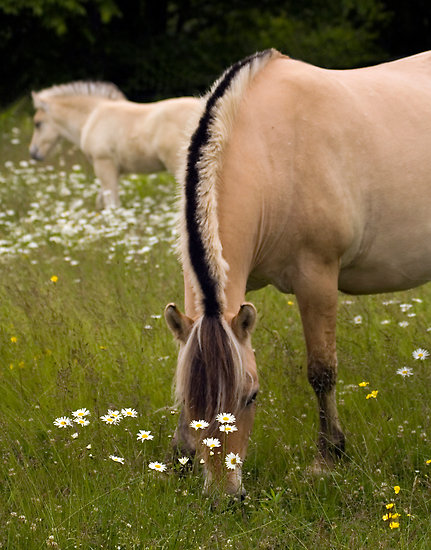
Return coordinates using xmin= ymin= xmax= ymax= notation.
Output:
xmin=339 ymin=256 xmax=431 ymax=294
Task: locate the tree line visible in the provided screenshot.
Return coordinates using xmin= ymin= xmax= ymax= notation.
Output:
xmin=1 ymin=0 xmax=431 ymax=106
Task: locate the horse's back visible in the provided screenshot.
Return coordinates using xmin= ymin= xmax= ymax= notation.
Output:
xmin=216 ymin=52 xmax=431 ymax=297
xmin=81 ymin=97 xmax=201 ymax=174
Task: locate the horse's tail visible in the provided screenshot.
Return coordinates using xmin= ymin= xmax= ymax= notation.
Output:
xmin=175 ymin=315 xmax=244 ymax=423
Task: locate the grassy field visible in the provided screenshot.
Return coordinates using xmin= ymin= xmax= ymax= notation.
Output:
xmin=1 ymin=101 xmax=431 ymax=549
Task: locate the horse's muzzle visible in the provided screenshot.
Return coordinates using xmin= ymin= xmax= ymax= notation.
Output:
xmin=29 ymin=146 xmax=43 ymax=161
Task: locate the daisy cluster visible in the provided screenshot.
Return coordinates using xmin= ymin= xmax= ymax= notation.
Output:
xmin=0 ymin=161 xmax=176 ymax=265
xmin=357 ymin=347 xmax=429 ymax=396
xmin=395 ymin=347 xmax=429 ymax=378
xmin=53 ymin=408 xmax=243 ymax=473
xmin=190 ymin=412 xmax=242 ymax=470
xmin=346 ymin=297 xmax=428 ymax=329
xmin=53 ymin=407 xmax=167 ymax=470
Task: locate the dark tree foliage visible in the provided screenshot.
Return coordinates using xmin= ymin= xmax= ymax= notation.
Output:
xmin=0 ymin=0 xmax=429 ymax=106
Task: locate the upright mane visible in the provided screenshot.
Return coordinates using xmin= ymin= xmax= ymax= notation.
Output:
xmin=36 ymin=81 xmax=126 ymax=101
xmin=179 ymin=49 xmax=281 ymax=316
xmin=175 ymin=50 xmax=280 ymax=422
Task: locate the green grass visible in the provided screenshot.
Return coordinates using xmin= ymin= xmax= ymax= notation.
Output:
xmin=1 ymin=103 xmax=431 ymax=549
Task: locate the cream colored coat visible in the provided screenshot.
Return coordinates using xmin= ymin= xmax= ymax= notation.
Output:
xmin=166 ymin=50 xmax=431 ymax=494
xmin=31 ymin=90 xmax=202 ymax=208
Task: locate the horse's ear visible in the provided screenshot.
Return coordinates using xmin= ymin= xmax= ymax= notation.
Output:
xmin=164 ymin=303 xmax=193 ymax=343
xmin=31 ymin=92 xmax=48 ymax=111
xmin=231 ymin=303 xmax=257 ymax=342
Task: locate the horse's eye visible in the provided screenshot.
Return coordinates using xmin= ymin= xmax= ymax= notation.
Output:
xmin=246 ymin=390 xmax=258 ymax=406
xmin=35 ymin=121 xmax=42 ymax=129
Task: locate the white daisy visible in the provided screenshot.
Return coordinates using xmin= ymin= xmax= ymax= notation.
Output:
xmin=121 ymin=408 xmax=138 ymax=417
xmin=53 ymin=416 xmax=72 ymax=428
xmin=107 ymin=409 xmax=122 ymax=419
xmin=100 ymin=414 xmax=120 ymax=425
xmin=225 ymin=452 xmax=242 ymax=470
xmin=74 ymin=418 xmax=90 ymax=426
xmin=396 ymin=367 xmax=414 ymax=377
xmin=137 ymin=430 xmax=154 ymax=442
xmin=178 ymin=457 xmax=189 ymax=465
xmin=189 ymin=419 xmax=209 ymax=430
xmin=398 ymin=321 xmax=409 ymax=328
xmin=216 ymin=412 xmax=236 ymax=424
xmin=72 ymin=408 xmax=90 ymax=418
xmin=202 ymin=437 xmax=221 ymax=449
xmin=353 ymin=315 xmax=362 ymax=325
xmin=219 ymin=424 xmax=238 ymax=434
xmin=149 ymin=461 xmax=167 ymax=472
xmin=412 ymin=348 xmax=429 ymax=360
xmin=109 ymin=455 xmax=124 ymax=464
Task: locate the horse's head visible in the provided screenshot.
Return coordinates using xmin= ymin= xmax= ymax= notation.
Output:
xmin=165 ymin=302 xmax=258 ymax=496
xmin=29 ymin=92 xmax=61 ymax=161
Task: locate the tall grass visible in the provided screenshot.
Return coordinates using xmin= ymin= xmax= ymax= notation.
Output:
xmin=1 ymin=104 xmax=431 ymax=548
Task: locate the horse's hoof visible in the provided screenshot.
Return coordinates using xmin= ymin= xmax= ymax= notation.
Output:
xmin=307 ymin=456 xmax=335 ymax=476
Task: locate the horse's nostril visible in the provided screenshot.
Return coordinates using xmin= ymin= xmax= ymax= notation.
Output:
xmin=29 ymin=148 xmax=43 ymax=161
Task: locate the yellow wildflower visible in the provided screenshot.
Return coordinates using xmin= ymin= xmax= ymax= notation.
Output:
xmin=389 ymin=522 xmax=399 ymax=529
xmin=10 ymin=336 xmax=17 ymax=343
xmin=50 ymin=275 xmax=58 ymax=283
xmin=386 ymin=502 xmax=395 ymax=509
xmin=366 ymin=390 xmax=379 ymax=399
xmin=358 ymin=381 xmax=369 ymax=387
xmin=394 ymin=486 xmax=400 ymax=494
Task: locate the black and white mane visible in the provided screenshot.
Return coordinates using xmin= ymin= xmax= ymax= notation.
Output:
xmin=179 ymin=49 xmax=279 ymax=318
xmin=175 ymin=49 xmax=279 ymax=421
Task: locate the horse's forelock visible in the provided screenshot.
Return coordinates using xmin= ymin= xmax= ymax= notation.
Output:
xmin=175 ymin=316 xmax=244 ymax=426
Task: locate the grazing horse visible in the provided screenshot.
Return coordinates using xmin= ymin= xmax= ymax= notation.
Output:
xmin=30 ymin=82 xmax=202 ymax=208
xmin=165 ymin=48 xmax=431 ymax=495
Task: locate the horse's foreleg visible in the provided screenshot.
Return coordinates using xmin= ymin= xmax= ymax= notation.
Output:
xmin=294 ymin=260 xmax=344 ymax=471
xmin=172 ymin=408 xmax=196 ymax=458
xmin=93 ymin=158 xmax=120 ymax=209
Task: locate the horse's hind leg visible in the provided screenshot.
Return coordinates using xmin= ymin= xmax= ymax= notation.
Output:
xmin=93 ymin=158 xmax=120 ymax=209
xmin=294 ymin=259 xmax=345 ymax=471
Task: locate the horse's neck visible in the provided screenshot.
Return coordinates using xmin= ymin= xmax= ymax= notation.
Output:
xmin=50 ymin=97 xmax=103 ymax=147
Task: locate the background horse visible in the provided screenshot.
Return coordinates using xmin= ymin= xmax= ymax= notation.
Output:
xmin=30 ymin=82 xmax=202 ymax=208
xmin=165 ymin=48 xmax=431 ymax=495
